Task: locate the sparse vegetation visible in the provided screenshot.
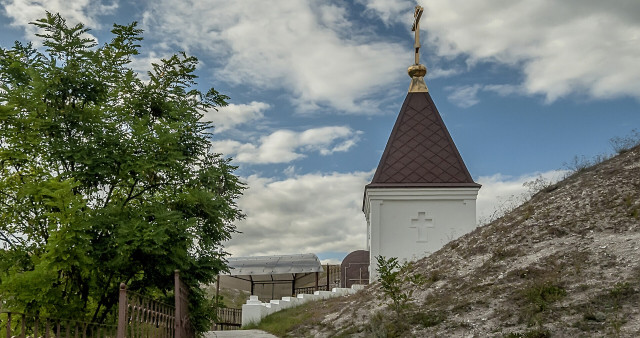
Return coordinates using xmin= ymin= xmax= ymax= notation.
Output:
xmin=523 ymin=176 xmax=556 ymax=197
xmin=491 ymin=246 xmax=523 ymax=261
xmin=563 ymin=153 xmax=610 ymax=174
xmin=610 ymin=129 xmax=640 ymax=154
xmin=375 ymin=256 xmax=426 ymax=318
xmin=364 ymin=308 xmax=445 ymax=337
xmin=504 ymin=328 xmax=551 ymax=338
xmin=523 ymin=281 xmax=566 ymax=313
xmin=573 ymin=280 xmax=639 ymax=335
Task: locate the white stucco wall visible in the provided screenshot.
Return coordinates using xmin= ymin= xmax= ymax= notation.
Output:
xmin=364 ymin=187 xmax=479 ymax=281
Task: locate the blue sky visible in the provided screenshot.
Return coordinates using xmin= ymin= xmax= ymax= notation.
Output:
xmin=2 ymin=0 xmax=638 ymax=263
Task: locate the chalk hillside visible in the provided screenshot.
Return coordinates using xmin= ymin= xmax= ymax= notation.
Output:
xmin=281 ymin=145 xmax=640 ymax=337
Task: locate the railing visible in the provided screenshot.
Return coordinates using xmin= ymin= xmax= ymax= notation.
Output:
xmin=115 ymin=270 xmax=191 ymax=338
xmin=1 ymin=311 xmax=118 ymax=338
xmin=117 ymin=284 xmax=175 ymax=338
xmin=325 ymin=264 xmax=341 ymax=289
xmin=293 ymin=264 xmax=341 ymax=296
xmin=212 ymin=308 xmax=241 ymax=331
xmin=294 ymin=285 xmax=328 ymax=295
xmin=3 ymin=270 xmax=192 ymax=338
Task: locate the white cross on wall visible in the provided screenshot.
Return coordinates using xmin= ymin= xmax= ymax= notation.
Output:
xmin=410 ymin=212 xmax=434 ymax=243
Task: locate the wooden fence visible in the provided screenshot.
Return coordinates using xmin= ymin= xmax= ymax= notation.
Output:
xmin=1 ymin=311 xmax=118 ymax=338
xmin=116 ymin=283 xmax=175 ymax=337
xmin=211 ymin=307 xmax=241 ymax=331
xmin=2 ymin=270 xmax=193 ymax=338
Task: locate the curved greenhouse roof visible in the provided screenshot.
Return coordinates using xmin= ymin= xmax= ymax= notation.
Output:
xmin=226 ymin=253 xmax=324 ymax=276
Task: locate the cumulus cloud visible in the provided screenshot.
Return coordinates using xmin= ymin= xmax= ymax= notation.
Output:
xmin=446 ymin=84 xmax=482 ymax=108
xmin=202 ymin=101 xmax=270 ymax=133
xmin=222 ymin=169 xmax=569 ymax=259
xmin=358 ymin=0 xmax=640 ymax=102
xmin=357 ymin=0 xmax=413 ymax=26
xmin=141 ymin=0 xmax=407 ymax=114
xmin=224 ymin=171 xmax=373 ymax=257
xmin=421 ymin=0 xmax=640 ymax=102
xmin=447 ymin=84 xmax=527 ymax=107
xmin=1 ymin=0 xmax=117 ymax=42
xmin=476 ymin=170 xmax=567 ymax=224
xmin=211 ymin=126 xmax=362 ymax=164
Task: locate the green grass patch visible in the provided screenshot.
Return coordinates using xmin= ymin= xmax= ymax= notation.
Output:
xmin=516 ymin=280 xmax=566 ymax=326
xmin=524 ymin=282 xmax=566 ymax=312
xmin=243 ymin=301 xmax=319 ymax=336
xmin=504 ymin=328 xmax=551 ymax=338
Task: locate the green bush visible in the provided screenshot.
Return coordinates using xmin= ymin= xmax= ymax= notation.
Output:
xmin=375 ymin=256 xmax=426 ymax=318
xmin=524 ymin=282 xmax=566 ymax=312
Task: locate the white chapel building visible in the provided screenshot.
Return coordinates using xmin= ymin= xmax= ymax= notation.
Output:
xmin=364 ymin=6 xmax=481 ymax=281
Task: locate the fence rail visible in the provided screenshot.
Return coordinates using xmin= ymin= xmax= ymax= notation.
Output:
xmin=212 ymin=308 xmax=241 ymax=331
xmin=293 ymin=264 xmax=341 ymax=296
xmin=1 ymin=270 xmax=193 ymax=338
xmin=1 ymin=311 xmax=118 ymax=338
xmin=117 ymin=283 xmax=176 ymax=338
xmin=294 ymin=285 xmax=328 ymax=295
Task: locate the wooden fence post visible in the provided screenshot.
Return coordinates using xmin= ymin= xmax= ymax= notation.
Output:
xmin=116 ymin=283 xmax=127 ymax=338
xmin=175 ymin=270 xmax=181 ymax=338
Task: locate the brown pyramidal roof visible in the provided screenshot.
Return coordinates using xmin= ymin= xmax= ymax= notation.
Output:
xmin=366 ymin=91 xmax=480 ymax=189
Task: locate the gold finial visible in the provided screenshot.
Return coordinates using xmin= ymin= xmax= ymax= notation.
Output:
xmin=408 ymin=5 xmax=428 ymax=93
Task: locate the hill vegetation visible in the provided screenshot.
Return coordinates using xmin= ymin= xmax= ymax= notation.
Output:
xmin=255 ymin=141 xmax=640 ymax=337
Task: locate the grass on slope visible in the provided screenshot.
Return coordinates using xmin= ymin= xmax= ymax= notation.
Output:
xmin=243 ymin=296 xmax=350 ymax=337
xmin=243 ymin=303 xmax=316 ymax=337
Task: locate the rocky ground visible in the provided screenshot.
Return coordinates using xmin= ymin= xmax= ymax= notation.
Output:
xmin=282 ymin=145 xmax=640 ymax=337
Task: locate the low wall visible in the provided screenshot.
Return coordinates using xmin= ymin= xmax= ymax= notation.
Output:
xmin=241 ymin=285 xmax=365 ymax=327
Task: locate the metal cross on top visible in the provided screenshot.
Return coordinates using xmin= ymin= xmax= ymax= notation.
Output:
xmin=411 ymin=5 xmax=424 ymax=65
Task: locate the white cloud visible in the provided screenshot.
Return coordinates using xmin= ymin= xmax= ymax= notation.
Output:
xmin=446 ymin=84 xmax=481 ymax=108
xmin=1 ymin=0 xmax=117 ymax=42
xmin=223 ymin=169 xmax=569 ymax=259
xmin=358 ymin=0 xmax=640 ymax=102
xmin=483 ymin=84 xmax=525 ymax=97
xmin=357 ymin=0 xmax=413 ymax=26
xmin=476 ymin=170 xmax=567 ymax=224
xmin=142 ymin=0 xmax=407 ymax=114
xmin=419 ymin=0 xmax=640 ymax=102
xmin=224 ymin=171 xmax=373 ymax=257
xmin=428 ymin=67 xmax=464 ymax=79
xmin=211 ymin=126 xmax=362 ymax=164
xmin=202 ymin=101 xmax=270 ymax=133
xmin=447 ymin=84 xmax=526 ymax=107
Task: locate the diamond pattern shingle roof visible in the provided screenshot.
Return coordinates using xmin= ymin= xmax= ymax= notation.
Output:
xmin=367 ymin=91 xmax=480 ymax=188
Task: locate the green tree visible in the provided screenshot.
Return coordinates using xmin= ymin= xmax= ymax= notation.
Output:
xmin=0 ymin=12 xmax=243 ymax=331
